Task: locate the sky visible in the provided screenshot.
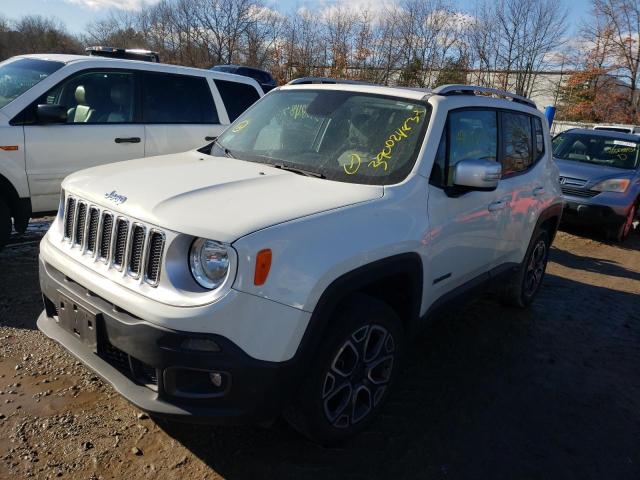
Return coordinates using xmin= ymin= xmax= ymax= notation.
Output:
xmin=1 ymin=0 xmax=594 ymax=35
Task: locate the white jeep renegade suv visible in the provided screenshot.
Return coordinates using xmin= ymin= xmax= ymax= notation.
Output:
xmin=36 ymin=83 xmax=563 ymax=443
xmin=0 ymin=54 xmax=263 ymax=249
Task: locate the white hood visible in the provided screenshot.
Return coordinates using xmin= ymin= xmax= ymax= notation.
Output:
xmin=62 ymin=151 xmax=383 ymax=243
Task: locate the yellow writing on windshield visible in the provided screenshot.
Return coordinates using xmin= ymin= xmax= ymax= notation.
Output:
xmin=232 ymin=120 xmax=249 ymax=133
xmin=368 ymin=108 xmax=426 ymax=171
xmin=343 ymin=153 xmax=362 ymax=175
xmin=287 ymin=104 xmax=311 ymax=120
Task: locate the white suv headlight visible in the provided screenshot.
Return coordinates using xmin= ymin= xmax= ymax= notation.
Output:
xmin=189 ymin=238 xmax=231 ymax=290
xmin=591 ymin=178 xmax=630 ymax=193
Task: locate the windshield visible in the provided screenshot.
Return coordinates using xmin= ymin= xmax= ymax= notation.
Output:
xmin=212 ymin=89 xmax=430 ymax=185
xmin=552 ymin=132 xmax=639 ymax=170
xmin=0 ymin=58 xmax=64 ymax=110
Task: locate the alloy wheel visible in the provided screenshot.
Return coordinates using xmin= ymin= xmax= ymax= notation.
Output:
xmin=524 ymin=239 xmax=547 ymax=297
xmin=322 ymin=324 xmax=396 ymax=428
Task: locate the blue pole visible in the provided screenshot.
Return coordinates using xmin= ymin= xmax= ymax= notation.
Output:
xmin=544 ymin=106 xmax=556 ymax=127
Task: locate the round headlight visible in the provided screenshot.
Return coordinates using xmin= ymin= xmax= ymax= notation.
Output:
xmin=189 ymin=238 xmax=230 ymax=290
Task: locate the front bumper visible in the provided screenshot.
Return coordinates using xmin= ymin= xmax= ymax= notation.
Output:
xmin=561 ymin=198 xmax=628 ymax=226
xmin=37 ymin=259 xmax=301 ymax=424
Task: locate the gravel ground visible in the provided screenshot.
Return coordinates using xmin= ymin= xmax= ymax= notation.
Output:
xmin=0 ymin=219 xmax=638 ymax=480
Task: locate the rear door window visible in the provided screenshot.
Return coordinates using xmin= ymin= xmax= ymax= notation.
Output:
xmin=501 ymin=111 xmax=533 ymax=175
xmin=214 ymin=79 xmax=261 ymax=122
xmin=142 ymin=72 xmax=218 ymax=124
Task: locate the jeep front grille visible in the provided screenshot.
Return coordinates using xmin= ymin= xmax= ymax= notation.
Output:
xmin=62 ymin=195 xmax=165 ymax=286
xmin=113 ymin=219 xmax=129 ymax=270
xmin=145 ymin=231 xmax=165 ymax=285
xmin=73 ymin=202 xmax=87 ymax=246
xmin=63 ymin=197 xmax=76 ymax=240
xmin=127 ymin=224 xmax=145 ymax=278
xmin=98 ymin=213 xmax=113 ymax=262
xmin=86 ymin=207 xmax=100 ymax=254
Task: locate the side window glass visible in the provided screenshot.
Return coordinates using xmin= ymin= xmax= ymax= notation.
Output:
xmin=448 ymin=110 xmax=497 ymax=185
xmin=214 ymin=79 xmax=261 ymax=121
xmin=42 ymin=71 xmax=135 ymax=124
xmin=143 ymin=73 xmax=218 ymax=124
xmin=534 ymin=116 xmax=544 ymax=160
xmin=429 ymin=128 xmax=447 ymax=186
xmin=502 ymin=112 xmax=533 ymax=175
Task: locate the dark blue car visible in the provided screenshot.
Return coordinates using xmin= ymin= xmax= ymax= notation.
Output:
xmin=552 ymin=128 xmax=640 ymax=241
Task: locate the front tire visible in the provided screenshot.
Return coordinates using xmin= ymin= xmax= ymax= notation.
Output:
xmin=284 ymin=294 xmax=403 ymax=444
xmin=611 ymin=203 xmax=636 ymax=243
xmin=0 ymin=198 xmax=11 ymax=251
xmin=501 ymin=230 xmax=550 ymax=308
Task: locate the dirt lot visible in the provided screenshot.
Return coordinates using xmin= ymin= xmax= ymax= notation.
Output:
xmin=0 ymin=219 xmax=638 ymax=480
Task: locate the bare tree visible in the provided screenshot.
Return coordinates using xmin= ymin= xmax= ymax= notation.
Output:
xmin=468 ymin=0 xmax=567 ymax=96
xmin=590 ymin=0 xmax=640 ymax=118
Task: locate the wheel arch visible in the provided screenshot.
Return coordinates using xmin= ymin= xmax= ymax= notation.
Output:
xmin=534 ymin=202 xmax=563 ymax=245
xmin=0 ymin=173 xmax=31 ymax=233
xmin=291 ymin=253 xmax=423 ymax=369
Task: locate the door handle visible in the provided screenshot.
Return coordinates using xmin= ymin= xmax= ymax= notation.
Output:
xmin=533 ymin=187 xmax=546 ymax=197
xmin=114 ymin=137 xmax=141 ymax=144
xmin=205 ymin=136 xmax=217 ymax=142
xmin=488 ymin=200 xmax=508 ymax=212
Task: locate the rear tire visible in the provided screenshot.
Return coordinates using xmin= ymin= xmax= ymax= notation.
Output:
xmin=501 ymin=230 xmax=550 ymax=308
xmin=0 ymin=198 xmax=11 ymax=251
xmin=284 ymin=294 xmax=403 ymax=445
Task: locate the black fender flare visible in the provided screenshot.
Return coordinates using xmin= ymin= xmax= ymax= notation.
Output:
xmin=290 ymin=252 xmax=423 ymax=373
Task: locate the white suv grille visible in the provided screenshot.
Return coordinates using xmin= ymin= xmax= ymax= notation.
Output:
xmin=62 ymin=195 xmax=165 ymax=286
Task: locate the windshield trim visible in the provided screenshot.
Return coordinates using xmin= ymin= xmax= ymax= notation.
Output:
xmin=213 ymin=89 xmax=432 ymax=186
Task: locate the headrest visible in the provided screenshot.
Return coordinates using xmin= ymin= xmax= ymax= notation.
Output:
xmin=75 ymin=85 xmax=88 ymax=105
xmin=110 ymin=83 xmax=131 ymax=106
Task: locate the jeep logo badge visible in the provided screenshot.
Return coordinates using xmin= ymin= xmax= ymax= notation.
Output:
xmin=104 ymin=190 xmax=128 ymax=205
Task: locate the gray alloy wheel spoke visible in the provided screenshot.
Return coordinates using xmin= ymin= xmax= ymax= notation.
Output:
xmin=363 ymin=325 xmax=388 ymax=363
xmin=367 ymin=355 xmax=394 ymax=385
xmin=323 ymin=381 xmax=353 ymax=425
xmin=322 ymin=372 xmax=336 ymax=398
xmin=331 ymin=340 xmax=359 ymax=378
xmin=373 ymin=385 xmax=387 ymax=407
xmin=351 ymin=385 xmax=373 ymax=424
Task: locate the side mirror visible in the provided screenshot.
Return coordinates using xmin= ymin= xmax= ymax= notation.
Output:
xmin=36 ymin=104 xmax=67 ymax=124
xmin=452 ymin=158 xmax=501 ymax=190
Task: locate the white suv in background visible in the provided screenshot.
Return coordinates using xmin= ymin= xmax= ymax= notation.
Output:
xmin=36 ymin=83 xmax=563 ymax=443
xmin=0 ymin=54 xmax=263 ymax=248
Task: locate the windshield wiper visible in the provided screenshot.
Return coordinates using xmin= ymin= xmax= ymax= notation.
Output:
xmin=270 ymin=162 xmax=326 ymax=179
xmin=213 ymin=140 xmax=235 ymax=159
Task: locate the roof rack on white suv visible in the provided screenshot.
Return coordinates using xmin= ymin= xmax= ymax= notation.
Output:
xmin=432 ymin=84 xmax=537 ymax=109
xmin=286 ymin=77 xmax=371 ymax=85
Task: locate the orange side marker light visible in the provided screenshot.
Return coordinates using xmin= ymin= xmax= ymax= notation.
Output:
xmin=0 ymin=146 xmax=19 ymax=151
xmin=254 ymin=249 xmax=272 ymax=286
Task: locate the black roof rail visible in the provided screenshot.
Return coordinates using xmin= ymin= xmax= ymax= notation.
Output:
xmin=432 ymin=84 xmax=536 ymax=109
xmin=286 ymin=77 xmax=372 ymax=86
xmin=86 ymin=46 xmax=160 ymax=63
